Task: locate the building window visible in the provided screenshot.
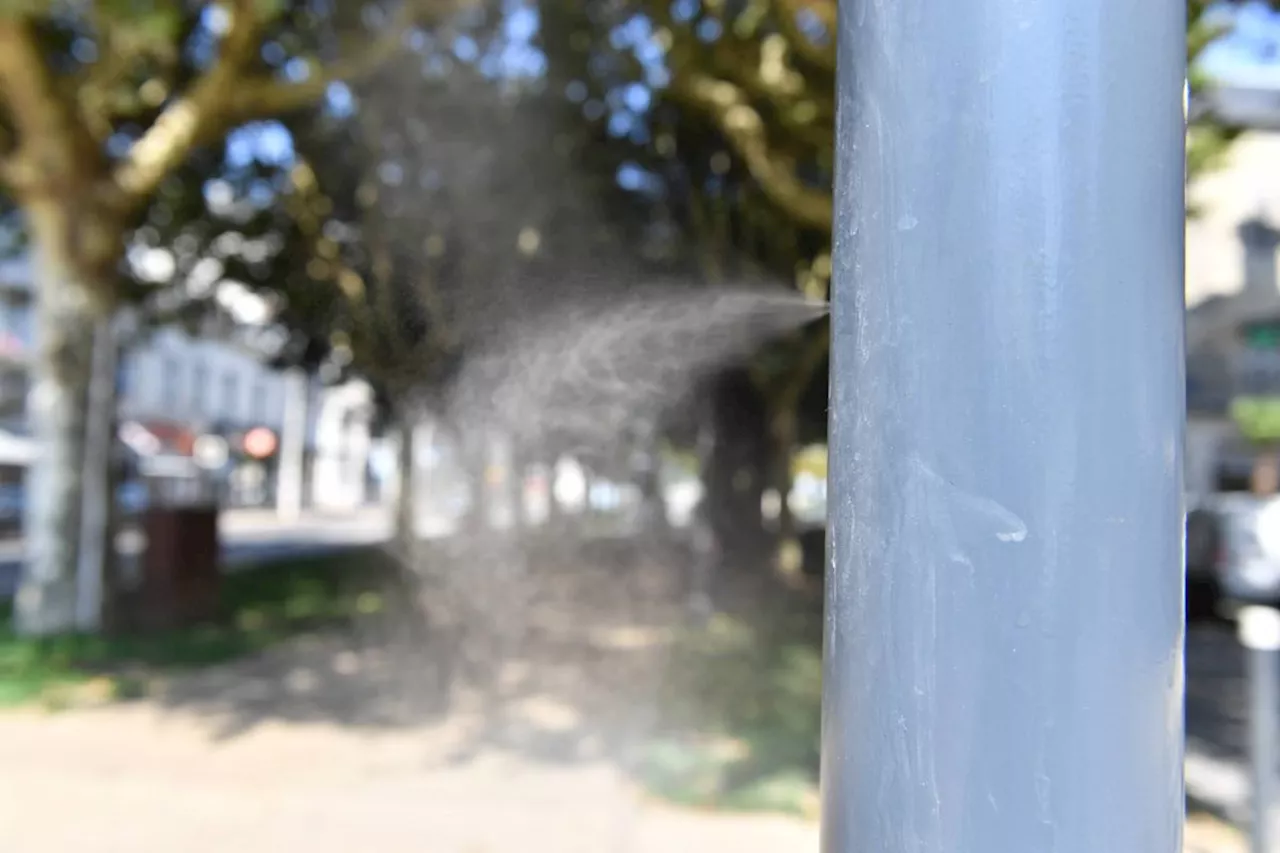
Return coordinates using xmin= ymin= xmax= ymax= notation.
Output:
xmin=161 ymin=357 xmax=181 ymax=412
xmin=115 ymin=358 xmax=131 ymax=398
xmin=190 ymin=360 xmax=207 ymax=416
xmin=251 ymin=381 xmax=266 ymax=424
xmin=0 ymin=298 xmax=32 ymax=356
xmin=222 ymin=372 xmax=239 ymax=423
xmin=1234 ymin=346 xmax=1280 ymax=397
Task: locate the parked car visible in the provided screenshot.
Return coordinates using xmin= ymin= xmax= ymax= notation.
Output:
xmin=1186 ymin=493 xmax=1280 ymax=617
xmin=1186 ymin=503 xmax=1223 ymax=618
xmin=0 ymin=483 xmax=22 ymax=530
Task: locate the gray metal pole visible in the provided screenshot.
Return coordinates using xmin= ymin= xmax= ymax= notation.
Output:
xmin=823 ymin=1 xmax=1186 ymax=852
xmin=275 ymin=368 xmax=307 ymax=521
xmin=1240 ymin=604 xmax=1280 ymax=853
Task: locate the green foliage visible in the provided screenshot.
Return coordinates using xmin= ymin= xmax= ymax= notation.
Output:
xmin=95 ymin=0 xmax=186 ymax=41
xmin=585 ymin=0 xmax=1245 ymax=268
xmin=1189 ymin=123 xmax=1242 ymax=182
xmin=1231 ymin=395 xmax=1280 ymax=443
xmin=640 ymin=605 xmax=822 ymax=816
xmin=0 ymin=547 xmax=405 ymax=708
xmin=1187 ymin=0 xmax=1248 ymax=188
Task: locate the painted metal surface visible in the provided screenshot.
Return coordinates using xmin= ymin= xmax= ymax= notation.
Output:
xmin=823 ymin=1 xmax=1187 ymax=851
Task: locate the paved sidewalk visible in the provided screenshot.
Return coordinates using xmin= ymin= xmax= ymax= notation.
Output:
xmin=216 ymin=505 xmax=393 ymax=538
xmin=0 ymin=547 xmax=821 ymax=853
xmin=0 ymin=506 xmax=395 ymax=599
xmin=0 ymin=553 xmax=1254 ymax=853
xmin=0 ymin=713 xmax=815 ymax=853
xmin=0 ymin=527 xmax=1257 ymax=852
xmin=0 ymin=685 xmax=1248 ymax=853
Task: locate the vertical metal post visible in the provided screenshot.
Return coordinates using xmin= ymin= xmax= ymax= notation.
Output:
xmin=823 ymin=1 xmax=1186 ymax=852
xmin=1240 ymin=605 xmax=1280 ymax=853
xmin=276 ymin=369 xmax=307 ymax=521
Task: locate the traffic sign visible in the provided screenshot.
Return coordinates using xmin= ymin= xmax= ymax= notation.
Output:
xmin=242 ymin=427 xmax=278 ymax=459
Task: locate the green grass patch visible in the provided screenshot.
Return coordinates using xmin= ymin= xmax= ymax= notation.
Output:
xmin=640 ymin=605 xmax=823 ymax=818
xmin=0 ymin=547 xmax=404 ymax=709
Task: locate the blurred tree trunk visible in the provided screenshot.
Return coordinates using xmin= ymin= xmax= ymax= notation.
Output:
xmin=393 ymin=409 xmax=417 ymax=544
xmin=634 ymin=452 xmax=667 ymax=535
xmin=630 ymin=418 xmax=668 ymax=538
xmin=509 ymin=440 xmax=530 ymax=532
xmin=75 ymin=317 xmax=121 ymax=631
xmin=15 ymin=199 xmax=122 ymax=635
xmin=450 ymin=420 xmax=488 ymax=534
xmin=0 ymin=8 xmax=433 ymax=636
xmin=687 ymin=395 xmax=721 ymax=618
xmin=768 ymin=404 xmax=799 ymax=577
xmin=543 ymin=457 xmax=563 ymax=529
xmin=700 ymin=368 xmax=772 ymax=565
xmin=759 ymin=325 xmax=828 ymax=579
xmin=100 ymin=395 xmax=128 ymax=634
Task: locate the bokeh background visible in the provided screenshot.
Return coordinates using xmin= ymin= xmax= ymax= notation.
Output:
xmin=0 ymin=1 xmax=1270 ymax=850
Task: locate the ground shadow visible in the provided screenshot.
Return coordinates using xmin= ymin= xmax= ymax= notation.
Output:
xmin=38 ymin=536 xmax=1252 ymax=830
xmin=139 ymin=534 xmax=739 ymax=774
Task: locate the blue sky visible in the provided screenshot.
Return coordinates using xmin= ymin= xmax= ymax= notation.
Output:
xmin=1200 ymin=1 xmax=1280 ymax=88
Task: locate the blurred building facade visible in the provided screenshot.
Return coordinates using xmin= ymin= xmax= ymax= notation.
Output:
xmin=1187 ymin=131 xmax=1280 ymax=496
xmin=119 ymin=329 xmax=384 ymax=509
xmin=0 ymin=257 xmax=36 ymax=470
xmin=119 ymin=326 xmax=301 ymax=506
xmin=0 ymin=254 xmax=385 ymax=511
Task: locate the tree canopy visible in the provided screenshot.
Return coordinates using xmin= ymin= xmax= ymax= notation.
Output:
xmin=0 ymin=0 xmax=1259 ymax=633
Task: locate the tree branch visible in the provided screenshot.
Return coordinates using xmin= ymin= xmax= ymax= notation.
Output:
xmin=667 ymin=70 xmax=832 ymax=231
xmin=645 ymin=0 xmax=831 ymax=229
xmin=699 ymin=30 xmax=832 ymax=153
xmin=112 ymin=0 xmax=463 ymax=212
xmin=771 ymin=0 xmax=836 ymax=74
xmin=227 ymin=27 xmax=407 ymax=121
xmin=0 ymin=18 xmax=93 ymax=193
xmin=0 ymin=115 xmax=25 ymax=191
xmin=77 ymin=7 xmax=189 ymax=142
xmin=110 ymin=0 xmax=266 ymax=209
xmin=228 ymin=0 xmax=471 ymax=120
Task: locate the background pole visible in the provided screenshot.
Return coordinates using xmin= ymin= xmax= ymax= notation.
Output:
xmin=1240 ymin=604 xmax=1280 ymax=853
xmin=823 ymin=1 xmax=1187 ymax=851
xmin=275 ymin=368 xmax=307 ymax=521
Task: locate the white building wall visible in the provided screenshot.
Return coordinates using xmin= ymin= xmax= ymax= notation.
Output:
xmin=310 ymin=379 xmax=374 ymax=510
xmin=118 ymin=328 xmax=290 ymax=432
xmin=1189 ymin=131 xmax=1280 ymax=308
xmin=120 ymin=331 xmax=382 ymax=510
xmin=0 ymin=251 xmax=383 ymax=507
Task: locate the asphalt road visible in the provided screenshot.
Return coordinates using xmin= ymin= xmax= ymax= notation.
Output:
xmin=1186 ymin=619 xmax=1272 ymax=826
xmin=1183 ymin=613 xmax=1280 ymax=846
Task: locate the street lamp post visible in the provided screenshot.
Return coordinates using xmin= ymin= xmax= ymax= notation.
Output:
xmin=276 ymin=368 xmax=307 ymax=521
xmin=823 ymin=1 xmax=1187 ymax=851
xmin=1240 ymin=604 xmax=1280 ymax=853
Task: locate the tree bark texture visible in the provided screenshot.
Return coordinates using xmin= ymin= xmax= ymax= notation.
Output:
xmin=700 ymin=368 xmax=773 ymax=564
xmin=393 ymin=411 xmax=416 ymax=544
xmin=629 ymin=417 xmax=669 ymax=537
xmin=769 ymin=405 xmax=798 ymax=549
xmin=15 ymin=201 xmax=116 ymax=635
xmin=75 ymin=317 xmax=119 ymax=631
